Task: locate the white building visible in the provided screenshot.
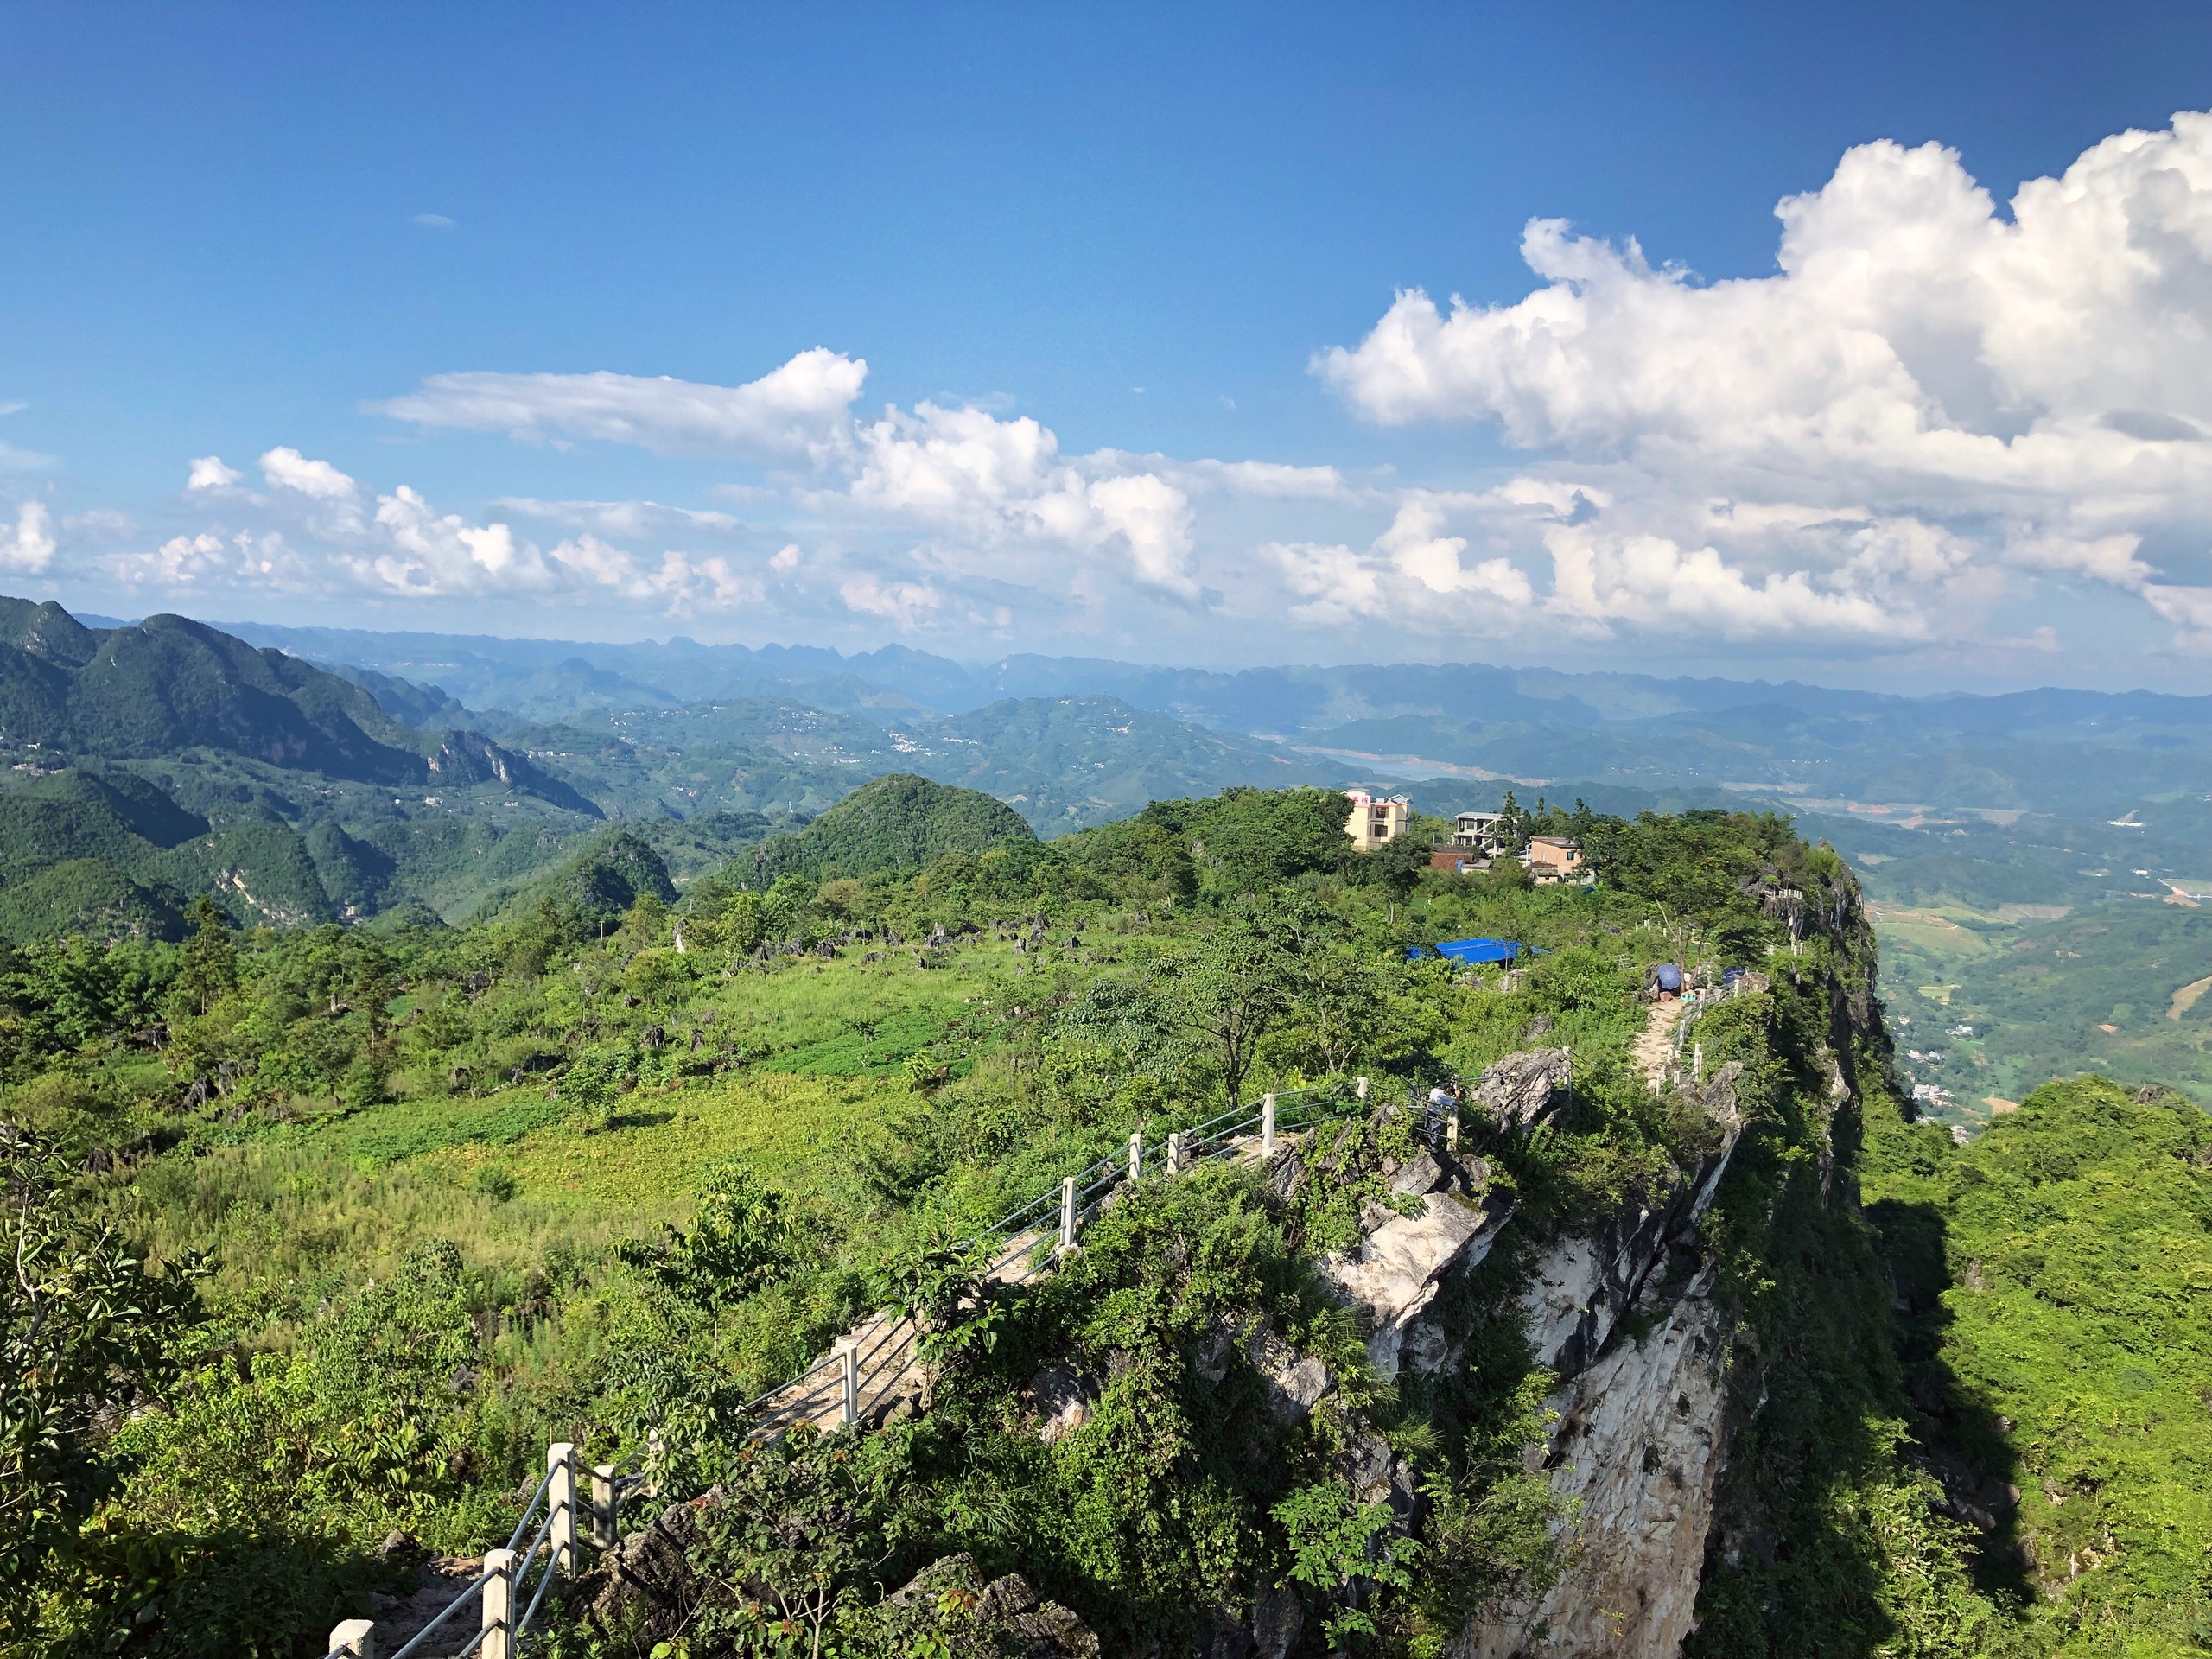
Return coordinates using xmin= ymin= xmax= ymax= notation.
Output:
xmin=1453 ymin=811 xmax=1502 ymax=851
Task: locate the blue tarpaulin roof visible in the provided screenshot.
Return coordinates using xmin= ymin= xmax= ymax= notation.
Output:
xmin=1407 ymin=937 xmax=1523 ymax=964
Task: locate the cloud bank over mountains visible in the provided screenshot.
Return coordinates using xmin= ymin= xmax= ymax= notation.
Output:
xmin=22 ymin=110 xmax=2212 ymax=672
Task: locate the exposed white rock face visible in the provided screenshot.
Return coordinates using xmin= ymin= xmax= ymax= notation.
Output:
xmin=1477 ymin=1048 xmax=1573 ymax=1130
xmin=1410 ymin=1062 xmax=1755 ymax=1658
xmin=1319 ymin=1189 xmax=1510 ymax=1376
xmin=1508 ymin=1065 xmax=1747 ymax=1382
xmin=1458 ymin=1267 xmax=1733 ymax=1659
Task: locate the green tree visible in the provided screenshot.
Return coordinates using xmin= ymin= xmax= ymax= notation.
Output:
xmin=1272 ymin=1479 xmax=1418 ymax=1648
xmin=874 ymin=1224 xmax=1007 ymax=1373
xmin=1494 ymin=791 xmax=1529 ymax=853
xmin=1179 ymin=898 xmax=1295 ymax=1106
xmin=686 ymin=1425 xmax=901 ymax=1659
xmin=761 ymin=874 xmax=816 ymax=944
xmin=721 ymin=890 xmax=766 ymax=954
xmin=1 ymin=1121 xmax=203 ymax=1638
xmin=620 ymin=1163 xmax=800 ymax=1311
xmin=563 ymin=1042 xmax=631 ymax=1132
xmin=168 ymin=895 xmax=237 ymax=1020
xmin=1283 ymin=939 xmax=1390 ymax=1077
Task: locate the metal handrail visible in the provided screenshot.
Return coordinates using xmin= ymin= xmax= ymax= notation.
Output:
xmin=858 ymin=1328 xmax=917 ymax=1389
xmin=359 ymin=1567 xmax=497 ymax=1659
xmin=517 ymin=1529 xmax=559 ymax=1637
xmin=515 ymin=1506 xmax=553 ymax=1576
xmin=1186 ymin=1103 xmax=1249 ymax=1136
xmin=1186 ymin=1110 xmax=1262 ymax=1162
xmin=504 ymin=1462 xmax=557 ymax=1554
xmin=977 ymin=1187 xmax=1062 ymax=1239
xmin=741 ymin=1345 xmax=843 ymax=1414
xmin=854 ymin=1314 xmax=909 ymax=1370
xmin=754 ymin=1380 xmax=841 ymax=1428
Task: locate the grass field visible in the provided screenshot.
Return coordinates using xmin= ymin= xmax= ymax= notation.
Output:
xmin=127 ymin=927 xmax=1155 ymax=1349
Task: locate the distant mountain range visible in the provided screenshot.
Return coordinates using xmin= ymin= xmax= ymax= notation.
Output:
xmin=219 ymin=614 xmax=2212 ymax=815
xmin=0 ymin=601 xmax=1384 ymax=938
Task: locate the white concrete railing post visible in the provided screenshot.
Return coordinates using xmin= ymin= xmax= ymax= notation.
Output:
xmin=329 ymin=1619 xmax=375 ymax=1659
xmin=480 ymin=1548 xmax=517 ymax=1659
xmin=838 ymin=1340 xmax=860 ymax=1428
xmin=1261 ymin=1093 xmax=1275 ymax=1159
xmin=547 ymin=1441 xmax=575 ymax=1580
xmin=1128 ymin=1129 xmax=1142 ymax=1181
xmin=589 ymin=1463 xmax=618 ymax=1549
xmin=1356 ymin=1075 xmax=1369 ymax=1103
xmin=1166 ymin=1130 xmax=1184 ymax=1174
xmin=1446 ymin=1112 xmax=1460 ymax=1154
xmin=1058 ymin=1176 xmax=1077 ymax=1251
xmin=645 ymin=1427 xmax=664 ymax=1498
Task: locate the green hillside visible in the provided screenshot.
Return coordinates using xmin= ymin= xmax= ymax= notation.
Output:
xmin=1866 ymin=1075 xmax=2212 ymax=1649
xmin=474 ymin=827 xmax=681 ymax=925
xmin=9 ymin=790 xmax=1926 ymax=1656
xmin=744 ymin=772 xmax=1037 ymax=884
xmin=0 ymin=766 xmax=335 ymax=939
xmin=0 ymin=601 xmax=619 ymax=932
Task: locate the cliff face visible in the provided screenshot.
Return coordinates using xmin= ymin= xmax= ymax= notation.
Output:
xmin=1465 ymin=1270 xmax=1732 ymax=1657
xmin=1439 ymin=895 xmax=1890 ymax=1659
xmin=1436 ymin=1064 xmax=1748 ymax=1659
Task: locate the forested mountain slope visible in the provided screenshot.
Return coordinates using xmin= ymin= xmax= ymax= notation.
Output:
xmin=0 ymin=601 xmax=620 ymax=938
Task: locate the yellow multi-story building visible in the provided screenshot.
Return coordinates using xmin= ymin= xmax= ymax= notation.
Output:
xmin=1344 ymin=789 xmax=1411 ymax=850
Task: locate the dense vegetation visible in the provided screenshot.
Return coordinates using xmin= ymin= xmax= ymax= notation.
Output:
xmin=22 ymin=595 xmax=2212 ymax=1135
xmin=0 ymin=601 xmax=1366 ymax=944
xmin=1865 ymin=1075 xmax=2212 ymax=1653
xmin=5 ymin=768 xmax=2209 ymax=1657
xmin=0 ymin=601 xmax=602 ymax=938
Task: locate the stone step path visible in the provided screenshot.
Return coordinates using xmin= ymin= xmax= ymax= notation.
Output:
xmin=747 ymin=1090 xmax=1363 ymax=1439
xmin=1633 ymin=998 xmax=1688 ymax=1088
xmin=752 ymin=1224 xmax=1059 ymax=1435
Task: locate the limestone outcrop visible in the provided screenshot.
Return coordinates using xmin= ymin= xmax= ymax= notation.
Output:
xmin=1475 ymin=1047 xmax=1573 ymax=1131
xmin=1459 ymin=1268 xmax=1734 ymax=1659
xmin=1445 ymin=1060 xmax=1758 ymax=1657
xmin=1319 ymin=1174 xmax=1511 ymax=1377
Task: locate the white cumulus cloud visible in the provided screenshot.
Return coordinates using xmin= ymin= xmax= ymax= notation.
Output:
xmin=1318 ymin=110 xmax=2212 ymax=645
xmin=1263 ymin=499 xmax=1535 ymax=631
xmin=372 ymin=348 xmax=869 ymax=460
xmin=0 ymin=502 xmax=56 ymax=574
xmin=259 ymin=447 xmax=359 ymax=500
xmin=843 ymin=401 xmax=1204 ymax=600
xmin=187 ymin=455 xmax=242 ymax=492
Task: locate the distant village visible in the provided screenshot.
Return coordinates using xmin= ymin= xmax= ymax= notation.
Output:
xmin=1343 ymin=789 xmax=1587 ymax=881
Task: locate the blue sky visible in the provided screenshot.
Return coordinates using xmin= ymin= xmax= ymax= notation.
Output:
xmin=4 ymin=3 xmax=2212 ymax=689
